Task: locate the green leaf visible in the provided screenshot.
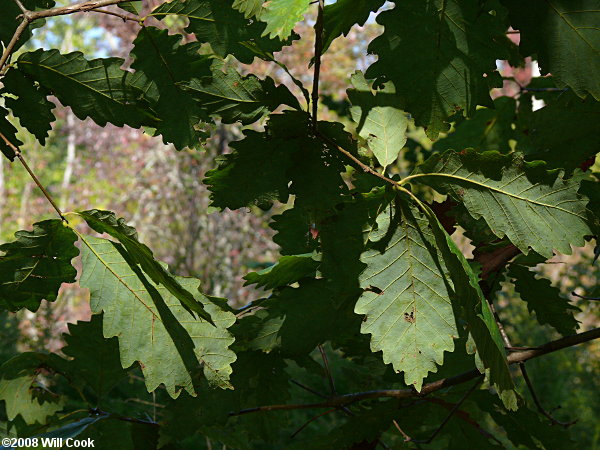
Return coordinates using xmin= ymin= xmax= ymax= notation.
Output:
xmin=243 ymin=254 xmax=318 ymax=290
xmin=204 ymin=128 xmax=293 ymax=210
xmin=0 ymin=353 xmax=64 ymax=424
xmin=356 ymin=198 xmax=457 ymax=390
xmin=16 ymin=49 xmax=157 ymax=128
xmin=520 ymin=92 xmax=600 ymax=174
xmin=424 ymin=204 xmax=517 ymax=410
xmin=366 ymin=0 xmax=512 ymax=138
xmin=270 ymin=207 xmax=317 ymax=256
xmin=0 ymin=106 xmax=21 ymax=161
xmin=508 ymin=264 xmax=579 ymax=336
xmin=62 ymin=315 xmax=128 ymax=399
xmin=79 ymin=235 xmax=236 ymax=397
xmin=77 ymin=210 xmax=213 ymax=322
xmin=348 ymin=71 xmax=408 ymax=170
xmin=261 ymin=0 xmax=310 ymax=40
xmin=1 ymin=69 xmax=55 ymax=145
xmin=502 ymin=0 xmax=600 ymax=99
xmin=130 ymin=27 xmax=213 ymax=150
xmin=0 ymin=220 xmax=78 ymax=312
xmin=150 ymin=0 xmax=293 ymax=64
xmin=414 ymin=149 xmax=592 ymax=258
xmin=322 ymin=0 xmax=386 ymax=51
xmin=433 ymin=97 xmax=518 ymax=154
xmin=0 ymin=2 xmax=52 ymax=54
xmin=179 ymin=62 xmax=300 ymax=124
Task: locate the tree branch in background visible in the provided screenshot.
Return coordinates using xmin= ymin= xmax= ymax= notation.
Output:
xmin=229 ymin=327 xmax=600 ymax=416
xmin=311 ymin=0 xmax=325 ymax=130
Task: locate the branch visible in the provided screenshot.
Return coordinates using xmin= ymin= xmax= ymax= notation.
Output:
xmin=0 ymin=132 xmax=66 ymax=221
xmin=572 ymin=291 xmax=600 ymax=301
xmin=311 ymin=0 xmax=325 ymax=130
xmin=229 ymin=327 xmax=600 ymax=416
xmin=318 ymin=344 xmax=337 ymax=395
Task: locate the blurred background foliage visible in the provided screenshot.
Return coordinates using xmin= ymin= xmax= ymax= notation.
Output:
xmin=0 ymin=1 xmax=598 ymax=447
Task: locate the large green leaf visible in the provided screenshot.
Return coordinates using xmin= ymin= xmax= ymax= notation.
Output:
xmin=356 ymin=199 xmax=457 ymax=390
xmin=424 ymin=205 xmax=517 ymax=410
xmin=0 ymin=220 xmax=78 ymax=312
xmin=1 ymin=69 xmax=55 ymax=145
xmin=150 ymin=0 xmax=293 ymax=64
xmin=16 ymin=50 xmax=157 ymax=128
xmin=366 ymin=0 xmax=512 ymax=138
xmin=347 ymin=71 xmax=408 ymax=170
xmin=179 ymin=62 xmax=300 ymax=124
xmin=0 ymin=353 xmax=64 ymax=424
xmin=130 ymin=27 xmax=213 ymax=150
xmin=502 ymin=0 xmax=600 ymax=100
xmin=261 ymin=0 xmax=310 ymax=40
xmin=413 ymin=149 xmax=591 ymax=258
xmin=508 ymin=264 xmax=579 ymax=336
xmin=77 ymin=209 xmax=212 ymax=322
xmin=79 ymin=234 xmax=236 ymax=397
xmin=62 ymin=315 xmax=128 ymax=399
xmin=322 ymin=0 xmax=386 ymax=51
xmin=0 ymin=1 xmax=53 ymax=54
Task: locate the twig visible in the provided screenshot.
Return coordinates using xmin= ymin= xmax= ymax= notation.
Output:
xmin=291 ymin=379 xmax=328 ymax=399
xmin=318 ymin=345 xmax=336 ymax=395
xmin=13 ymin=0 xmax=27 ymax=14
xmin=392 ymin=420 xmax=412 ymax=442
xmin=0 ymin=132 xmax=66 ymax=221
xmin=91 ymin=8 xmax=142 ymax=23
xmin=409 ymin=377 xmax=483 ymax=444
xmin=229 ymin=327 xmax=600 ymax=416
xmin=311 ymin=0 xmax=325 ymax=130
xmin=520 ymin=364 xmax=576 ymax=427
xmin=291 ymin=408 xmax=337 ymax=438
xmin=572 ymin=291 xmax=600 ymax=301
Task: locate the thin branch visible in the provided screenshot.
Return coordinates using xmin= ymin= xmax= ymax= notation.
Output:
xmin=291 ymin=408 xmax=337 ymax=438
xmin=229 ymin=327 xmax=600 ymax=416
xmin=520 ymin=364 xmax=576 ymax=427
xmin=392 ymin=420 xmax=412 ymax=442
xmin=0 ymin=132 xmax=66 ymax=221
xmin=572 ymin=291 xmax=600 ymax=301
xmin=91 ymin=8 xmax=142 ymax=23
xmin=0 ymin=19 xmax=29 ymax=74
xmin=318 ymin=345 xmax=337 ymax=395
xmin=291 ymin=379 xmax=328 ymax=400
xmin=24 ymin=0 xmax=134 ymax=20
xmin=311 ymin=0 xmax=325 ymax=130
xmin=13 ymin=0 xmax=28 ymax=14
xmin=410 ymin=377 xmax=483 ymax=444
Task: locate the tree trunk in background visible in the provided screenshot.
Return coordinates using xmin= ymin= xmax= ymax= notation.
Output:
xmin=60 ymin=111 xmax=76 ymax=210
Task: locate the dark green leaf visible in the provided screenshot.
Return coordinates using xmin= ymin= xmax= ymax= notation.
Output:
xmin=0 ymin=220 xmax=78 ymax=312
xmin=131 ymin=27 xmax=213 ymax=150
xmin=502 ymin=0 xmax=600 ymax=99
xmin=17 ymin=50 xmax=157 ymax=128
xmin=322 ymin=0 xmax=385 ymax=51
xmin=366 ymin=0 xmax=513 ymax=138
xmin=0 ymin=106 xmax=21 ymax=161
xmin=508 ymin=264 xmax=580 ymax=336
xmin=1 ymin=68 xmax=55 ymax=145
xmin=150 ymin=0 xmax=294 ymax=64
xmin=118 ymin=1 xmax=142 ymax=14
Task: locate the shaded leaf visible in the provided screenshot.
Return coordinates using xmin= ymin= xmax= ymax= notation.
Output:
xmin=356 ymin=199 xmax=457 ymax=390
xmin=0 ymin=106 xmax=21 ymax=161
xmin=502 ymin=0 xmax=600 ymax=99
xmin=17 ymin=50 xmax=157 ymax=128
xmin=1 ymin=69 xmax=55 ymax=145
xmin=0 ymin=220 xmax=78 ymax=312
xmin=366 ymin=0 xmax=512 ymax=138
xmin=130 ymin=27 xmax=213 ymax=150
xmin=415 ymin=149 xmax=591 ymax=258
xmin=322 ymin=0 xmax=385 ymax=51
xmin=508 ymin=264 xmax=579 ymax=336
xmin=62 ymin=315 xmax=128 ymax=399
xmin=79 ymin=235 xmax=236 ymax=397
xmin=150 ymin=0 xmax=294 ymax=64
